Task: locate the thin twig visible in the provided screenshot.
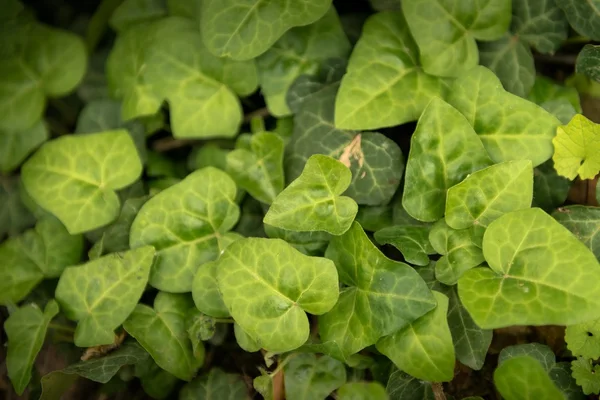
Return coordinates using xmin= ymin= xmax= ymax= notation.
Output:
xmin=151 ymin=137 xmax=196 ymax=152
xmin=431 ymin=382 xmax=447 ymax=400
xmin=243 ymin=107 xmax=270 ymax=123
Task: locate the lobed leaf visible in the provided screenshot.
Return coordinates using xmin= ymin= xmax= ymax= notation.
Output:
xmin=555 ymin=0 xmax=600 ymax=40
xmin=511 ymin=0 xmax=569 ymax=54
xmin=552 ymin=114 xmax=600 ymax=180
xmin=571 ymin=358 xmax=600 ymax=395
xmin=566 ymin=318 xmax=600 ymax=359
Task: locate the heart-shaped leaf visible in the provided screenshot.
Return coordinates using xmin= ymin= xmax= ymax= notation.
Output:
xmin=402 ymin=97 xmax=493 ymax=222
xmin=572 ymin=357 xmax=600 ymax=395
xmin=494 ymin=355 xmax=564 ymax=399
xmin=217 ymin=237 xmax=339 ymax=352
xmin=445 ymin=160 xmax=534 ymax=231
xmin=374 ymin=226 xmax=435 ymax=266
xmin=56 ymin=246 xmax=155 ymax=347
xmin=0 ymin=217 xmax=83 ymax=305
xmin=511 ymin=0 xmax=569 ymax=54
xmin=284 ymin=353 xmax=346 ymax=400
xmin=264 ymin=154 xmax=358 ymax=235
xmin=6 ymin=300 xmax=59 ymax=395
xmin=179 ymin=368 xmax=249 ymax=399
xmin=555 ymin=0 xmax=600 ymax=40
xmin=0 ymin=120 xmax=48 ymax=173
xmin=319 ymin=222 xmax=436 ymax=358
xmin=334 ymin=11 xmax=447 ymax=130
xmin=553 ymin=206 xmax=600 ymax=261
xmin=447 ymin=66 xmax=560 ymax=167
xmin=200 ymin=0 xmax=332 ymax=60
xmin=130 ymin=167 xmax=240 ymax=292
xmin=226 ymin=132 xmax=285 ymax=204
xmin=124 ymin=292 xmax=202 ymax=381
xmin=402 ymin=0 xmax=511 ymax=77
xmin=22 ymin=130 xmax=143 ymax=234
xmin=458 ymin=208 xmax=600 ymax=328
xmin=377 ymin=291 xmax=455 ymax=382
xmin=552 ymin=114 xmax=600 ymax=180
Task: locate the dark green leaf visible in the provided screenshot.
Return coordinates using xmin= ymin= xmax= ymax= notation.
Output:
xmin=553 ymin=206 xmax=600 ymax=261
xmin=577 ymin=45 xmax=600 ymax=83
xmin=533 ymin=160 xmax=571 ymax=211
xmin=0 ymin=120 xmax=48 ymax=173
xmin=385 ymin=369 xmax=435 ymax=400
xmin=511 ymin=0 xmax=569 ymax=54
xmin=180 ymin=368 xmax=249 ymax=399
xmin=555 ymin=0 xmax=600 ymax=40
xmin=374 ymin=226 xmax=434 ymax=266
xmin=284 ymin=353 xmax=346 ymax=400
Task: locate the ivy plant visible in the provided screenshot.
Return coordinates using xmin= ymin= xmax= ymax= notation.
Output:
xmin=2 ymin=0 xmax=600 ymax=399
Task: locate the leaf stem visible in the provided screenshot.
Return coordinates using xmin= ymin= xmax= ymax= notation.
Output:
xmin=48 ymin=323 xmax=76 ymax=334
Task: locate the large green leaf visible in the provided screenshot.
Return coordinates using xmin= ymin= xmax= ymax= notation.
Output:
xmin=216 ymin=237 xmax=339 ymax=352
xmin=0 ymin=120 xmax=48 ymax=173
xmin=257 ymin=7 xmax=350 ymax=116
xmin=429 ymin=221 xmax=484 ymax=285
xmin=577 ymin=45 xmax=600 ymax=83
xmin=552 ymin=114 xmax=600 ymax=180
xmin=56 ymin=246 xmax=155 ymax=347
xmin=0 ymin=217 xmax=83 ymax=305
xmin=130 ymin=167 xmax=240 ymax=292
xmin=374 ymin=226 xmax=434 ymax=266
xmin=458 ymin=208 xmax=600 ymax=328
xmin=511 ymin=0 xmax=569 ymax=54
xmin=555 ymin=0 xmax=600 ymax=40
xmin=445 ymin=160 xmax=534 ymax=231
xmin=179 ymin=368 xmax=249 ymax=399
xmin=337 ymin=382 xmax=388 ymax=400
xmin=553 ymin=206 xmax=600 ymax=261
xmin=447 ymin=66 xmax=560 ymax=166
xmin=21 ymin=130 xmax=143 ymax=234
xmin=401 ymin=0 xmax=511 ymax=77
xmin=286 ymin=61 xmax=405 ymax=206
xmin=6 ymin=300 xmax=59 ymax=395
xmin=144 ymin=17 xmax=258 ymax=138
xmin=0 ymin=176 xmax=35 ymax=239
xmin=402 ymin=97 xmax=493 ymax=222
xmin=494 ymin=356 xmax=564 ymax=399
xmin=226 ymin=132 xmax=284 ymax=204
xmin=377 ymin=291 xmax=455 ymax=382
xmin=284 ymin=353 xmax=346 ymax=400
xmin=334 ymin=11 xmax=447 ymax=130
xmin=200 ymin=0 xmax=332 ymax=60
xmin=124 ymin=292 xmax=202 ymax=381
xmin=319 ymin=222 xmax=436 ymax=359
xmin=264 ymin=154 xmax=358 ymax=235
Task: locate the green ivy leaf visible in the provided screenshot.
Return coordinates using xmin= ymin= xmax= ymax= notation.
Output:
xmin=494 ymin=356 xmax=564 ymax=399
xmin=284 ymin=353 xmax=346 ymax=400
xmin=552 ymin=114 xmax=600 ymax=180
xmin=264 ymin=224 xmax=331 ymax=256
xmin=257 ymin=7 xmax=350 ymax=116
xmin=234 ymin=322 xmax=262 ymax=352
xmin=337 ymin=382 xmax=388 ymax=400
xmin=447 ymin=66 xmax=560 ymax=167
xmin=541 ymin=98 xmax=578 ymax=125
xmin=109 ymin=0 xmax=167 ymax=32
xmin=577 ymin=45 xmax=600 ymax=83
xmin=402 ymin=0 xmax=511 ymax=77
xmin=0 ymin=120 xmax=48 ymax=173
xmin=143 ymin=17 xmax=258 ymax=138
xmin=22 ymin=130 xmax=143 ymax=234
xmin=286 ymin=61 xmax=405 ymax=206
xmin=186 ymin=309 xmax=216 ymax=356
xmin=334 ymin=11 xmax=448 ymax=130
xmin=180 ymin=368 xmax=249 ymax=399
xmin=0 ymin=177 xmax=35 ymax=239
xmin=200 ymin=0 xmax=332 ymax=60
xmin=377 ymin=291 xmax=455 ymax=382
xmin=402 ymin=97 xmax=493 ymax=222
xmin=235 ymin=196 xmax=267 ymax=237
xmin=0 ymin=217 xmax=83 ymax=305
xmin=130 ymin=167 xmax=240 ymax=292
xmin=498 ymin=343 xmax=555 ymax=371
xmin=511 ymin=0 xmax=569 ymax=54
xmin=385 ymin=369 xmax=435 ymax=400
xmin=553 ymin=206 xmax=600 ymax=261
xmin=217 ymin=237 xmax=339 ymax=352
xmin=478 ymin=34 xmax=535 ymax=97
xmin=188 ymin=143 xmax=229 ymax=171
xmin=458 ymin=208 xmax=600 ymax=328
xmin=226 ymin=132 xmax=285 ymax=204
xmin=192 ymin=261 xmax=230 ymax=318
xmin=264 ymin=154 xmax=358 ymax=235
xmin=566 ymin=318 xmax=600 ymax=359
xmin=528 ymin=76 xmax=582 ymax=113
xmin=356 ymin=204 xmax=394 ymax=232
xmin=571 ymin=357 xmax=600 ymax=395
xmin=124 ymin=292 xmax=202 ymax=381
xmin=134 ymin=359 xmax=179 ymax=399
xmin=374 ymin=226 xmax=434 ymax=266
xmin=6 ymin=300 xmax=59 ymax=395
xmin=445 ymin=160 xmax=534 ymax=231
xmin=56 ymin=246 xmax=155 ymax=347
xmin=555 ymin=0 xmax=600 ymax=41
xmin=319 ymin=222 xmax=436 ymax=359
xmin=532 ymin=160 xmax=572 ymax=212
xmin=550 ymin=362 xmax=586 ymax=400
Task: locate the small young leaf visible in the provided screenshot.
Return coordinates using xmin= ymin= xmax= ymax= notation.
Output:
xmin=192 ymin=261 xmax=230 ymax=318
xmin=511 ymin=0 xmax=569 ymax=54
xmin=200 ymin=0 xmax=332 ymax=60
xmin=402 ymin=97 xmax=493 ymax=222
xmin=385 ymin=369 xmax=435 ymax=400
xmin=447 ymin=66 xmax=560 ymax=167
xmin=402 ymin=0 xmax=511 ymax=77
xmin=571 ymin=357 xmax=600 ymax=395
xmin=458 ymin=208 xmax=600 ymax=328
xmin=553 ymin=206 xmax=600 ymax=261
xmin=124 ymin=292 xmax=202 ymax=381
xmin=555 ymin=0 xmax=600 ymax=40
xmin=6 ymin=300 xmax=59 ymax=395
xmin=577 ymin=45 xmax=600 ymax=83
xmin=498 ymin=343 xmax=555 ymax=372
xmin=264 ymin=154 xmax=358 ymax=235
xmin=377 ymin=291 xmax=455 ymax=382
xmin=334 ymin=11 xmax=448 ymax=130
xmin=130 ymin=167 xmax=240 ymax=292
xmin=566 ymin=318 xmax=600 ymax=359
xmin=56 ymin=246 xmax=155 ymax=347
xmin=552 ymin=114 xmax=600 ymax=180
xmin=109 ymin=0 xmax=167 ymax=32
xmin=179 ymin=368 xmax=249 ymax=399
xmin=533 ymin=160 xmax=572 ymax=212
xmin=0 ymin=120 xmax=48 ymax=173
xmin=186 ymin=310 xmax=216 ymax=355
xmin=22 ymin=130 xmax=143 ymax=234
xmin=284 ymin=353 xmax=346 ymax=400
xmin=374 ymin=226 xmax=435 ymax=266
xmin=337 ymin=381 xmax=388 ymax=400
xmin=494 ymin=356 xmax=564 ymax=399
xmin=319 ymin=222 xmax=436 ymax=359
xmin=226 ymin=132 xmax=285 ymax=204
